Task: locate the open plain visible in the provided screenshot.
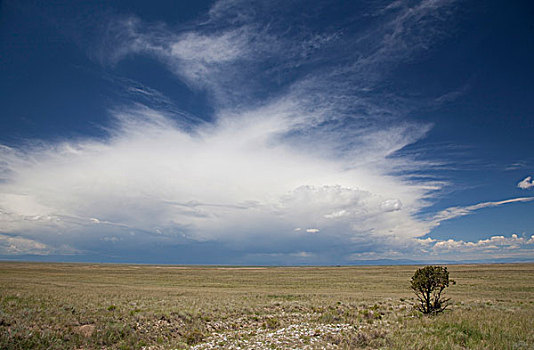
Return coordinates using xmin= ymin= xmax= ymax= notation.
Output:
xmin=0 ymin=262 xmax=533 ymax=349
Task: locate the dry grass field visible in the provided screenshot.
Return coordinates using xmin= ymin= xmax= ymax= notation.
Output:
xmin=0 ymin=262 xmax=533 ymax=349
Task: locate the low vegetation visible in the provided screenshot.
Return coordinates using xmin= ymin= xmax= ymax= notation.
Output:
xmin=0 ymin=262 xmax=533 ymax=349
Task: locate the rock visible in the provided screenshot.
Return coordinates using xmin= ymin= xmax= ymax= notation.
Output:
xmin=77 ymin=324 xmax=95 ymax=338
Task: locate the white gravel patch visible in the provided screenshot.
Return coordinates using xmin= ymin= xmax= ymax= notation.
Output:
xmin=192 ymin=322 xmax=359 ymax=350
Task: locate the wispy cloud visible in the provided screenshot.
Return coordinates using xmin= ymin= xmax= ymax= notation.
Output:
xmin=504 ymin=161 xmax=528 ymax=171
xmin=430 ymin=197 xmax=534 ymax=225
xmin=92 ymin=0 xmax=459 ymax=109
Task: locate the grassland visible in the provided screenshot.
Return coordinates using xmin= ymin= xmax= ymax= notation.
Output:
xmin=0 ymin=262 xmax=533 ymax=349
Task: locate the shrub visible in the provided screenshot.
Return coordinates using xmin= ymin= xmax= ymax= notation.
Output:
xmin=183 ymin=328 xmax=204 ymax=345
xmin=410 ymin=265 xmax=454 ymax=315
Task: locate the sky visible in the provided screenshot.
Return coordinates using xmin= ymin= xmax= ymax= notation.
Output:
xmin=1 ymin=0 xmax=534 ymax=265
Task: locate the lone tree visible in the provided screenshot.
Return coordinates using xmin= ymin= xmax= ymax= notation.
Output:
xmin=410 ymin=265 xmax=453 ymax=315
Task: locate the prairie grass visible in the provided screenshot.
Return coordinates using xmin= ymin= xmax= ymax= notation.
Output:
xmin=0 ymin=262 xmax=532 ymax=349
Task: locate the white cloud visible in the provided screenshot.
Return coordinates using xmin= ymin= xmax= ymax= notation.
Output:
xmin=518 ymin=176 xmax=534 ymax=190
xmin=0 ymin=234 xmax=50 ymax=255
xmin=324 ymin=210 xmax=347 ymax=219
xmin=291 ymin=251 xmax=313 ymax=258
xmin=0 ymin=233 xmax=78 ymax=256
xmin=426 ymin=234 xmax=534 ymax=260
xmin=348 ymin=233 xmax=534 ymax=262
xmin=101 ymin=236 xmax=120 ymax=243
xmin=380 ymin=199 xmax=403 ymax=212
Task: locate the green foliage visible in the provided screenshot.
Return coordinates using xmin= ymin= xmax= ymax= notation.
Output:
xmin=411 ymin=265 xmax=454 ymax=315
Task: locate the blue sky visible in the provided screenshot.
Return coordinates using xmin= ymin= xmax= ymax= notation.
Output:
xmin=1 ymin=0 xmax=533 ymax=264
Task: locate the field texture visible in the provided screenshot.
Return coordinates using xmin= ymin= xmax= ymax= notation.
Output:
xmin=0 ymin=262 xmax=533 ymax=349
